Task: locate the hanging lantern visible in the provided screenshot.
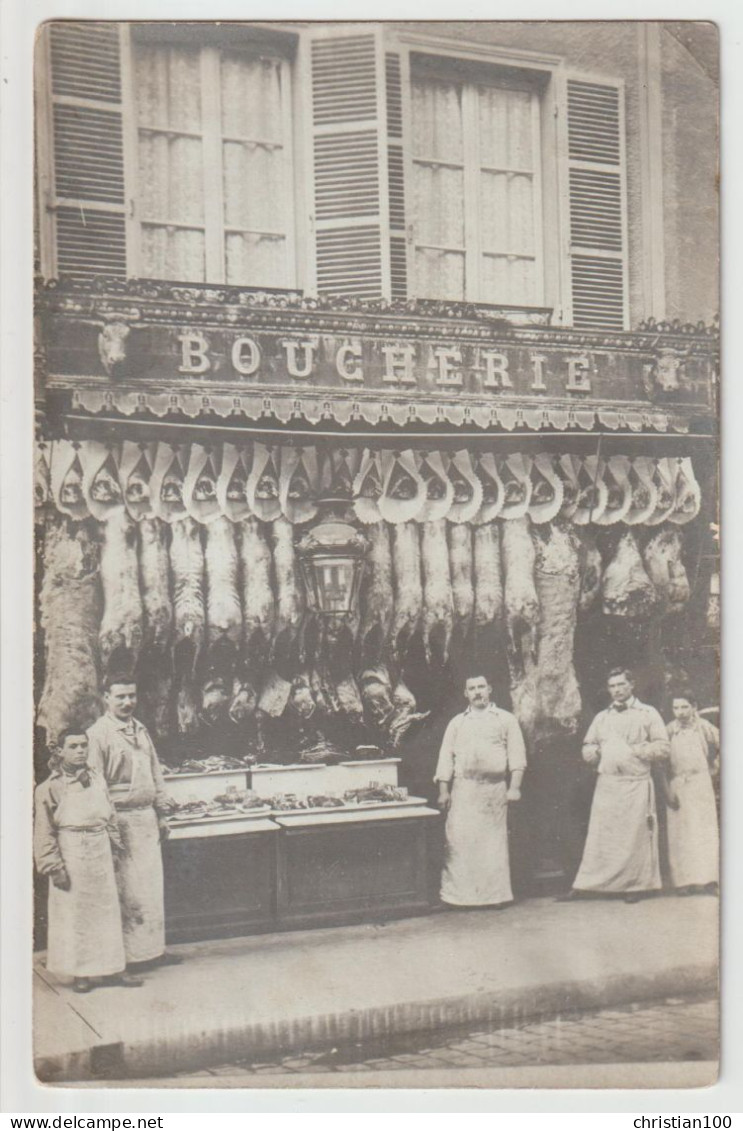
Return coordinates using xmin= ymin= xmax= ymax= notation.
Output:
xmin=297 ymin=521 xmax=368 ymax=619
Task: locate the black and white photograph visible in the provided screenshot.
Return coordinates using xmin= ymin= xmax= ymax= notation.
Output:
xmin=29 ymin=18 xmax=720 ymax=1090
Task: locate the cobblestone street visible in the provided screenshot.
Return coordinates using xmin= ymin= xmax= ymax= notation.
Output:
xmin=173 ymin=995 xmax=717 ymax=1080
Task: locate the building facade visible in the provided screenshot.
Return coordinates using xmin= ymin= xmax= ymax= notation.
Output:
xmin=34 ymin=21 xmax=719 ymax=916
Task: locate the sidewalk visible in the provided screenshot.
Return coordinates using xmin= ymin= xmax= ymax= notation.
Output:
xmin=34 ymin=894 xmax=718 ymax=1084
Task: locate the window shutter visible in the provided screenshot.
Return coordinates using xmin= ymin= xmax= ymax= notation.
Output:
xmin=44 ymin=23 xmax=127 ymax=282
xmin=385 ymin=51 xmax=409 ymax=300
xmin=306 ymin=28 xmax=390 ymax=299
xmin=566 ymin=79 xmax=628 ymax=330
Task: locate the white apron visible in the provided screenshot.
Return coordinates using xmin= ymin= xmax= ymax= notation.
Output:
xmin=114 ymin=747 xmax=165 ymax=964
xmin=666 ymin=726 xmax=719 ymax=888
xmin=47 ymin=781 xmax=125 ymax=978
xmin=574 ymin=774 xmax=661 ymax=894
xmin=441 ymin=778 xmax=513 ymax=906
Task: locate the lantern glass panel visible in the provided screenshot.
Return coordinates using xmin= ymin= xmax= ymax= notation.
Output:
xmin=313 ymin=555 xmax=356 ymax=614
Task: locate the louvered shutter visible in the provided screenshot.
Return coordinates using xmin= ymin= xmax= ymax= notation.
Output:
xmin=44 ymin=23 xmax=127 ymax=282
xmin=385 ymin=51 xmax=409 ymax=300
xmin=306 ymin=28 xmax=391 ymax=299
xmin=566 ymin=79 xmax=628 ymax=330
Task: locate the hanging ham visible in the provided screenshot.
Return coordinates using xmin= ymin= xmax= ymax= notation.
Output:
xmin=37 ymin=517 xmax=102 ymax=743
xmin=448 ymin=522 xmax=474 ymax=648
xmin=602 ymin=531 xmax=658 ymax=617
xmin=204 ymin=515 xmax=243 ymax=679
xmin=271 ymin=517 xmax=305 ymax=673
xmin=501 ymin=515 xmax=540 ymax=669
xmin=170 ymin=517 xmax=206 ymax=734
xmin=390 ymin=521 xmax=423 ymax=668
xmin=237 ymin=517 xmax=275 ymax=672
xmin=420 ymin=519 xmax=454 ymax=668
xmin=642 ymin=527 xmax=691 ymax=613
xmin=357 ymin=522 xmax=393 ymax=668
xmin=473 ymin=522 xmax=504 ymax=629
xmin=99 ymin=509 xmax=144 ymax=674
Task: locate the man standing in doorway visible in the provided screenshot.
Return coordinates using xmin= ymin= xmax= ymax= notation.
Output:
xmin=434 ymin=673 xmax=526 ymax=908
xmin=87 ymin=674 xmax=182 ymax=970
xmin=565 ymin=667 xmax=669 ymax=904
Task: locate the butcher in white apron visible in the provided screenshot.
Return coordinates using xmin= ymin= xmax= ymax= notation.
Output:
xmin=34 ymin=728 xmax=142 ymax=993
xmin=434 ymin=674 xmax=526 ymax=908
xmin=87 ymin=674 xmax=180 ymax=968
xmin=566 ymin=668 xmax=669 ymax=903
xmin=664 ymin=694 xmax=719 ymax=892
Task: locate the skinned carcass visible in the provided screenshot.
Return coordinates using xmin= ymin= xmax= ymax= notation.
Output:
xmin=236 ymin=517 xmax=275 ymax=671
xmin=602 ymin=531 xmax=658 ymax=617
xmin=271 ymin=517 xmax=305 ymax=673
xmin=575 ymin=527 xmax=603 ymax=613
xmin=37 ymin=517 xmax=102 ymax=743
xmin=204 ymin=515 xmax=243 ymax=679
xmin=357 ymin=522 xmax=393 ymax=668
xmin=99 ymin=509 xmax=144 ymax=673
xmin=170 ymin=516 xmax=206 ymax=732
xmin=501 ymin=516 xmax=540 ymax=669
xmin=642 ymin=527 xmax=691 ymax=613
xmin=473 ymin=521 xmax=504 ymax=629
xmin=137 ymin=516 xmax=173 ymax=740
xmin=531 ymin=523 xmax=582 ymax=735
xmin=448 ymin=522 xmax=474 ymax=648
xmin=390 ymin=521 xmax=423 ymax=668
xmin=420 ymin=519 xmax=454 ymax=668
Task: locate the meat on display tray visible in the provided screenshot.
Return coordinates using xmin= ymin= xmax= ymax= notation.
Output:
xmin=168 ymin=805 xmax=273 ymax=827
xmin=267 ymin=796 xmax=425 ymax=817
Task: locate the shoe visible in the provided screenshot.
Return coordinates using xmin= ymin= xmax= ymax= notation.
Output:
xmin=72 ymin=977 xmax=94 ymax=994
xmin=156 ymin=952 xmax=184 ymax=967
xmin=106 ymin=973 xmax=144 ymax=988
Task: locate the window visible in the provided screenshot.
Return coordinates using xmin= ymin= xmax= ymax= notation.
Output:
xmin=410 ymin=58 xmax=543 ymax=306
xmin=133 ymin=39 xmax=294 ymax=287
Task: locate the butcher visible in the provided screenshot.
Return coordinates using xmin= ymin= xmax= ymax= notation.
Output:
xmin=434 ymin=673 xmax=526 ymax=908
xmin=34 ymin=728 xmax=142 ymax=993
xmin=663 ymin=692 xmax=719 ymax=894
xmin=565 ymin=668 xmax=669 ymax=903
xmin=87 ymin=674 xmax=182 ymax=970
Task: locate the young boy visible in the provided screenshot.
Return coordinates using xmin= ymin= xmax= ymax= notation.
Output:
xmin=664 ymin=692 xmax=720 ymax=894
xmin=34 ymin=728 xmax=142 ymax=993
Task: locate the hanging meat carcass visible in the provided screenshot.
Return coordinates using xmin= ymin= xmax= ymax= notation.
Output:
xmin=501 ymin=515 xmax=540 ymax=669
xmin=575 ymin=527 xmax=603 ymax=613
xmin=531 ymin=522 xmax=582 ymax=736
xmin=420 ymin=519 xmax=454 ymax=668
xmin=204 ymin=515 xmax=243 ymax=680
xmin=473 ymin=522 xmax=504 ymax=630
xmin=236 ymin=517 xmax=275 ymax=673
xmin=99 ymin=508 xmax=144 ymax=674
xmin=448 ymin=522 xmax=474 ymax=650
xmin=271 ymin=516 xmax=305 ymax=673
xmin=602 ymin=531 xmax=658 ymax=617
xmin=137 ymin=516 xmax=174 ymax=740
xmin=390 ymin=521 xmax=423 ymax=668
xmin=37 ymin=517 xmax=102 ymax=743
xmin=170 ymin=516 xmax=206 ymax=732
xmin=357 ymin=522 xmax=393 ymax=668
xmin=642 ymin=527 xmax=691 ymax=613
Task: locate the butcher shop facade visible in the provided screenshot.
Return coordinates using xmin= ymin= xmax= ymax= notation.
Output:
xmin=34 ymin=21 xmax=719 ymax=937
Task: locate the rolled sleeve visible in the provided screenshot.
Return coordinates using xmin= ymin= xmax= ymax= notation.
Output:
xmin=434 ymin=718 xmax=458 ymax=783
xmin=641 ymin=708 xmax=671 ymax=762
xmin=505 ymin=714 xmax=527 ymax=772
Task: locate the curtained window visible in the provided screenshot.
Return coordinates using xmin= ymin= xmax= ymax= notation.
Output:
xmin=411 ymin=62 xmax=543 ymax=306
xmin=135 ymin=42 xmax=294 ymax=287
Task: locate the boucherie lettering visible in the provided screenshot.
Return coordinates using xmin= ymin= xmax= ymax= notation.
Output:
xmin=173 ymin=331 xmax=627 ymax=399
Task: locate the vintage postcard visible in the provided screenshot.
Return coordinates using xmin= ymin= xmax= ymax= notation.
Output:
xmin=31 ymin=19 xmax=719 ymax=1089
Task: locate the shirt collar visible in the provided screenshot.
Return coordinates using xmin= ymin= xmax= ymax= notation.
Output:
xmin=611 ymin=696 xmax=638 ymax=711
xmin=105 ymin=712 xmax=140 ymax=732
xmin=465 ymin=703 xmax=498 ymax=715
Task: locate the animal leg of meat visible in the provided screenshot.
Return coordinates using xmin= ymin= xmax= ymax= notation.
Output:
xmin=642 ymin=527 xmax=690 ymax=613
xmin=37 ymin=517 xmax=102 ymax=743
xmin=448 ymin=522 xmax=474 ymax=649
xmin=205 ymin=515 xmax=242 ymax=680
xmin=473 ymin=522 xmax=503 ymax=628
xmin=501 ymin=516 xmax=540 ymax=674
xmin=99 ymin=509 xmax=144 ymax=673
xmin=575 ymin=527 xmax=602 ymax=613
xmin=271 ymin=517 xmax=304 ymax=674
xmin=170 ymin=516 xmax=206 ymax=682
xmin=138 ymin=517 xmax=172 ymax=650
xmin=420 ymin=519 xmax=454 ymax=668
xmin=357 ymin=522 xmax=393 ymax=668
xmin=390 ymin=521 xmax=423 ymax=669
xmin=602 ymin=531 xmax=658 ymax=617
xmin=532 ymin=523 xmax=582 ymax=736
xmin=237 ymin=517 xmax=275 ymax=674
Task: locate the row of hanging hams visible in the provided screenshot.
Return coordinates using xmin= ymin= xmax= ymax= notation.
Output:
xmin=36 ymin=439 xmax=702 ymax=529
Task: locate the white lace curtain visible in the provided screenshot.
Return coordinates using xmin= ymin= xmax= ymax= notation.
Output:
xmin=412 ymin=74 xmax=538 ymax=306
xmin=135 ymin=44 xmax=291 ymax=287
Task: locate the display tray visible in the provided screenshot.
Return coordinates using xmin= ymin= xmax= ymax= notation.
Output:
xmin=269 ymin=796 xmax=424 ymax=817
xmin=162 ymin=768 xmax=253 ymax=779
xmin=168 ymin=805 xmax=272 ymax=827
